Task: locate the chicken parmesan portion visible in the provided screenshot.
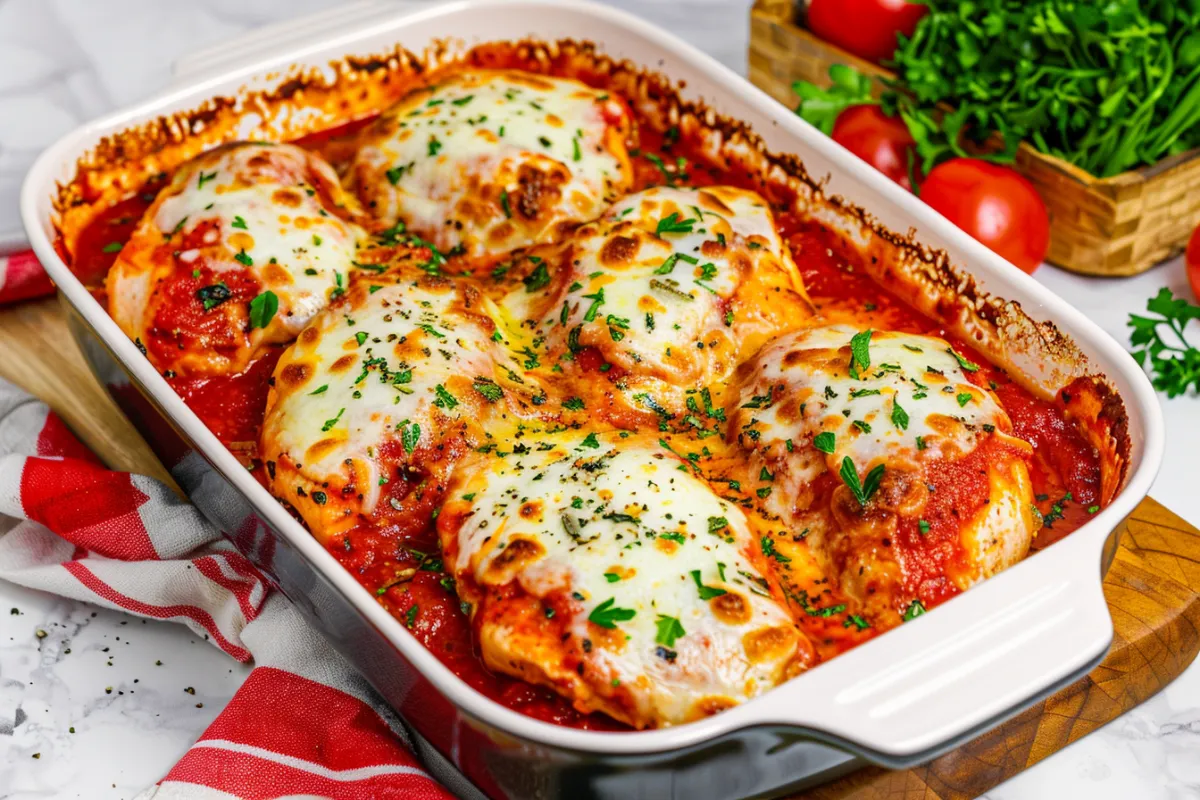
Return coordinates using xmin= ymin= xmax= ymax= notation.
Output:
xmin=504 ymin=186 xmax=812 ymax=419
xmin=107 ymin=142 xmax=365 ymax=376
xmin=731 ymin=325 xmax=1036 ymax=623
xmin=437 ymin=430 xmax=812 ymax=728
xmin=349 ymin=69 xmax=633 ymax=259
xmin=260 ymin=271 xmax=526 ymax=542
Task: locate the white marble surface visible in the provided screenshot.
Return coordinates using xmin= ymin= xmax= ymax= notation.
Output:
xmin=0 ymin=1 xmax=1198 ymax=798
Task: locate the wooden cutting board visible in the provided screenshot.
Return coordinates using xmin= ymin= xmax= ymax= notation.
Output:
xmin=2 ymin=296 xmax=1198 ymax=800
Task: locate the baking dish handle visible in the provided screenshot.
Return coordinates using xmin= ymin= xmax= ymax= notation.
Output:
xmin=741 ymin=533 xmax=1114 ymax=765
xmin=169 ymin=1 xmax=429 ymax=87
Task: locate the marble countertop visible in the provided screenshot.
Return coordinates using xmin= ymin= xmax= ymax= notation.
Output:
xmin=1 ymin=1 xmax=1198 ymax=798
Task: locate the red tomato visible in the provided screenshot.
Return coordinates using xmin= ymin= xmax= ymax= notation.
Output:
xmin=1187 ymin=225 xmax=1200 ymax=302
xmin=832 ymin=105 xmax=918 ymax=190
xmin=919 ymin=158 xmax=1050 ymax=275
xmin=807 ymin=0 xmax=929 ymax=64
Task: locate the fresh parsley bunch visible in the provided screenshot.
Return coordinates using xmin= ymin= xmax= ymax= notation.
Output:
xmin=890 ymin=0 xmax=1200 ymax=177
xmin=1128 ymin=288 xmax=1200 ymax=397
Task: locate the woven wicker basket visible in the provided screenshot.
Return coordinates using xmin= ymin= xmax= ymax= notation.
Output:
xmin=749 ymin=0 xmax=1200 ymax=276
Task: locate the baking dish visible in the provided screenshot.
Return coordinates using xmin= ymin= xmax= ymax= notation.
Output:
xmin=20 ymin=1 xmax=1164 ymax=797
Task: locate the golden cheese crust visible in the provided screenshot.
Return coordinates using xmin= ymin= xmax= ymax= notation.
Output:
xmin=349 ymin=69 xmax=634 ymax=261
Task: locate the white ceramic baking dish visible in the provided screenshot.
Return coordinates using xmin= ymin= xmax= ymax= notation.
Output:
xmin=21 ymin=2 xmax=1164 ymax=797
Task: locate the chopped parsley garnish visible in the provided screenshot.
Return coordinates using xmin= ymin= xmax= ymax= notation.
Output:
xmin=400 ymin=420 xmax=421 ymax=454
xmin=580 ymin=432 xmax=601 ymax=449
xmin=563 ymin=397 xmax=585 ymax=411
xmin=849 ymin=329 xmax=872 ymax=378
xmin=707 ymin=516 xmax=729 ymax=534
xmin=891 ymin=397 xmax=909 ymax=430
xmin=812 ymin=431 xmax=836 ymax=453
xmin=604 ymin=572 xmax=621 ymax=583
xmin=433 ymin=384 xmax=459 ymax=409
xmin=760 ymin=535 xmax=790 ymax=563
xmin=956 ymin=392 xmax=973 ymax=407
xmin=385 ymin=163 xmax=413 ymax=185
xmin=523 ymin=261 xmax=550 ymax=293
xmin=582 ymin=288 xmax=606 ymax=322
xmin=654 ymin=251 xmax=698 ymax=275
xmin=902 ymin=600 xmax=926 ymax=621
xmin=852 ymin=420 xmax=872 ymax=434
xmin=500 ymin=189 xmax=512 ymax=219
xmin=197 ymin=171 xmax=217 ymax=189
xmin=588 ymin=598 xmax=635 ymax=629
xmin=655 ymin=615 xmax=686 ymax=647
xmin=472 ymin=378 xmax=503 ymax=402
xmin=690 ymin=570 xmax=726 ymax=600
xmin=312 ymin=491 xmax=327 ymax=505
xmin=427 ymin=136 xmax=442 ymax=156
xmin=947 ymin=347 xmax=980 ymax=373
xmin=918 ymin=519 xmax=931 ymax=534
xmin=234 ymin=250 xmax=253 ymax=267
xmin=655 ymin=212 xmax=696 ymax=236
xmin=839 ymin=457 xmax=884 ymax=507
xmin=196 ymin=282 xmax=232 ymax=311
xmin=309 ymin=384 xmax=329 ymax=395
xmin=321 ymin=407 xmax=346 ymax=432
xmin=248 ymin=290 xmax=278 ymax=329
xmin=354 ymin=331 xmax=368 ymax=347
xmin=843 ymin=615 xmax=871 ymax=631
xmin=102 ymin=241 xmax=124 ymax=254
xmin=231 ymin=216 xmax=248 ymax=230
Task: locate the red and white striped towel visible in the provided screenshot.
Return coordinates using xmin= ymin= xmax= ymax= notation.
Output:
xmin=0 ymin=250 xmax=55 ymax=306
xmin=0 ymin=378 xmax=457 ymax=799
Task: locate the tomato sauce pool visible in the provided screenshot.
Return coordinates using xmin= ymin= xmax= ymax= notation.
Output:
xmin=65 ymin=100 xmax=1103 ymax=732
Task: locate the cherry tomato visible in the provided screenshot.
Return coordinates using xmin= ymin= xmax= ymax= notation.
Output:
xmin=919 ymin=158 xmax=1050 ymax=275
xmin=806 ymin=0 xmax=929 ymax=64
xmin=832 ymin=105 xmax=918 ymax=191
xmin=1186 ymin=225 xmax=1200 ymax=302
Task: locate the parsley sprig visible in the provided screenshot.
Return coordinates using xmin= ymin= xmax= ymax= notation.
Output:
xmin=1129 ymin=288 xmax=1200 ymax=398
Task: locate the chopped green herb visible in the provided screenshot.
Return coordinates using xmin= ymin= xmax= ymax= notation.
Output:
xmin=891 ymin=397 xmax=909 ymax=430
xmin=248 ymin=290 xmax=279 ymax=329
xmin=654 ymin=614 xmax=686 ymax=647
xmin=588 ymin=598 xmax=635 ymax=629
xmin=947 ymin=347 xmax=980 ymax=373
xmin=196 ymin=282 xmax=232 ymax=311
xmin=321 ymin=407 xmax=346 ymax=432
xmin=655 ymin=212 xmax=696 ymax=236
xmin=473 ymin=378 xmax=504 ymax=402
xmin=813 ymin=431 xmax=837 ymax=453
xmin=902 ymin=600 xmax=926 ymax=621
xmin=839 ymin=457 xmax=884 ymax=507
xmin=690 ymin=570 xmax=726 ymax=600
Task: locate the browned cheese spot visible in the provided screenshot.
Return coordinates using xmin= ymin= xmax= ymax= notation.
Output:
xmin=710 ymin=591 xmax=752 ymax=626
xmin=599 ymin=234 xmax=640 ymax=267
xmin=742 ymin=625 xmax=799 ymax=665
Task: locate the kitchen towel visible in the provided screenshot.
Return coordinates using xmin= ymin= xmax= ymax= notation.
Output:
xmin=0 ymin=251 xmax=55 ymax=306
xmin=0 ymin=376 xmax=457 ymax=800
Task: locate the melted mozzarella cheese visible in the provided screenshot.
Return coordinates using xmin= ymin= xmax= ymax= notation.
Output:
xmin=736 ymin=325 xmax=1010 ymax=481
xmin=349 ymin=69 xmax=633 ymax=259
xmin=260 ymin=271 xmax=523 ymax=540
xmin=500 ymin=186 xmax=812 ymax=417
xmin=108 ymin=142 xmax=366 ymax=376
xmin=439 ymin=431 xmax=809 ymax=728
xmin=732 ymin=325 xmax=1034 ymax=614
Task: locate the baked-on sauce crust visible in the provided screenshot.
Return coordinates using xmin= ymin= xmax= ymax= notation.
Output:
xmin=53 ymin=38 xmax=1129 ymax=731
